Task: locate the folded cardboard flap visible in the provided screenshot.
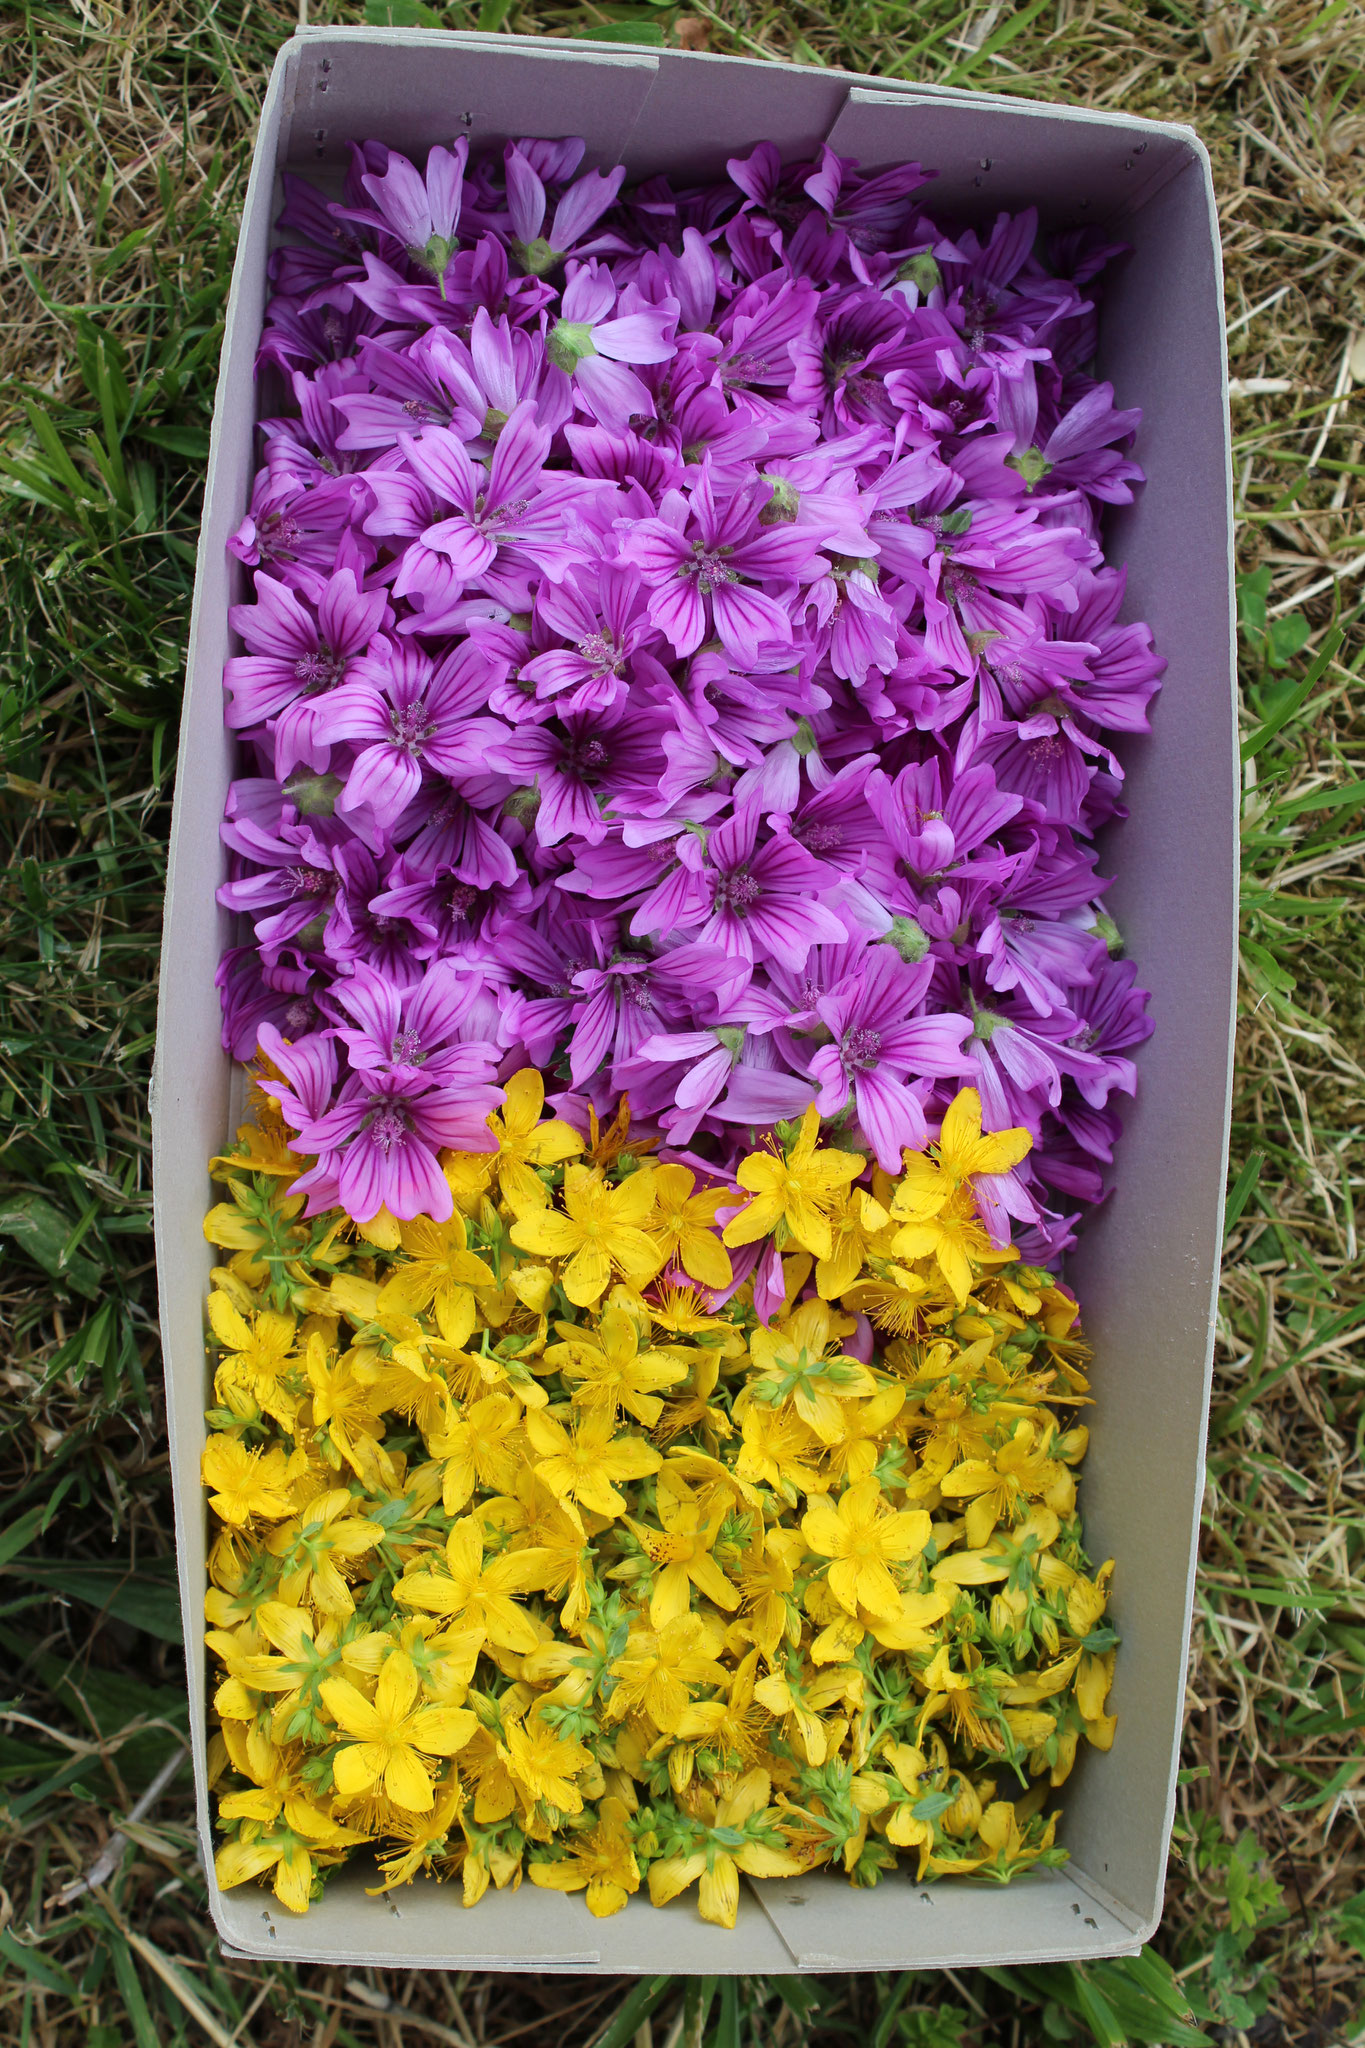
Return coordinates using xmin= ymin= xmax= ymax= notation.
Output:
xmin=155 ymin=31 xmax=1234 ymax=1970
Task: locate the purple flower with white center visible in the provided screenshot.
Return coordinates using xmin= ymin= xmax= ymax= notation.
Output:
xmin=547 ymin=261 xmax=677 ymax=433
xmin=1057 ymin=953 xmax=1154 ymax=1109
xmin=624 ymin=465 xmax=829 ymax=667
xmin=806 ymin=946 xmax=975 ymax=1168
xmin=864 ymin=757 xmax=1025 ymax=894
xmin=966 ymin=984 xmax=1110 ymax=1134
xmin=227 ymin=469 xmax=366 ymax=577
xmin=223 ymin=569 xmax=390 ymax=778
xmin=310 ymin=639 xmax=510 ymax=832
xmin=384 ymin=404 xmax=610 ymax=620
xmin=328 ymin=958 xmax=490 ymax=1083
xmin=215 ymin=132 xmax=1161 ymax=1237
xmin=333 ymin=141 xmax=469 ymax=295
xmin=973 ymin=830 xmax=1104 ymax=1015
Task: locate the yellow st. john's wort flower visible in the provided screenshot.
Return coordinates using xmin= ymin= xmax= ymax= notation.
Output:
xmin=743 ymin=1297 xmax=875 ymax=1445
xmin=429 ymin=1392 xmax=524 ymax=1514
xmin=265 ymin=1490 xmax=385 ymax=1616
xmin=801 ymin=1477 xmax=933 ymax=1620
xmin=486 ymin=1066 xmax=585 ymax=1213
xmin=201 ymin=1435 xmax=296 ymax=1527
xmin=320 ymin=1649 xmax=476 ymax=1811
xmin=722 ymin=1104 xmax=865 ymax=1261
xmin=529 ymin=1794 xmax=640 ymax=1916
xmin=647 ymin=1164 xmax=734 ymax=1291
xmin=815 ymin=1187 xmax=892 ymax=1298
xmin=509 ymin=1163 xmax=661 ymax=1306
xmin=607 ymin=1613 xmax=730 ymax=1734
xmin=896 ymin=1086 xmax=1032 ymax=1208
xmin=378 ymin=1211 xmax=495 ymax=1345
xmin=394 ymin=1514 xmax=555 ymax=1655
xmin=524 ymin=1403 xmax=662 ymax=1519
xmin=544 ymin=1305 xmax=688 ymax=1427
xmin=216 ymin=1802 xmax=370 ymax=1914
xmin=207 ymin=1291 xmax=298 ymax=1427
xmin=625 ymin=1471 xmax=740 ymax=1627
xmin=647 ymin=1770 xmax=800 ymax=1927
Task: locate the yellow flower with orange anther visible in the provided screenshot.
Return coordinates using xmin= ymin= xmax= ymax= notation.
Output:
xmin=320 ymin=1650 xmax=477 ymax=1811
xmin=429 ymin=1392 xmax=524 ymax=1514
xmin=721 ymin=1105 xmax=865 ymax=1261
xmin=888 ymin=1087 xmax=1032 ymax=1305
xmin=484 ymin=1067 xmax=586 ymax=1213
xmin=378 ymin=1211 xmax=496 ymax=1344
xmin=801 ymin=1477 xmax=932 ymax=1621
xmin=394 ymin=1515 xmax=555 ymax=1655
xmin=646 ymin=1770 xmax=801 ymax=1928
xmin=607 ymin=1613 xmax=730 ymax=1734
xmin=647 ymin=1163 xmax=735 ymax=1291
xmin=524 ymin=1403 xmax=663 ymax=1519
xmin=625 ymin=1471 xmax=740 ymax=1627
xmin=207 ymin=1291 xmax=299 ymax=1427
xmin=201 ymin=1436 xmax=296 ymax=1527
xmin=510 ymin=1163 xmax=661 ymax=1306
xmin=545 ymin=1304 xmax=689 ymax=1427
xmin=741 ymin=1298 xmax=875 ymax=1445
xmin=529 ymin=1794 xmax=640 ymax=1916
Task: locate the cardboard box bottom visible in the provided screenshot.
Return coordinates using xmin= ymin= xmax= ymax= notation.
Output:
xmin=212 ymin=1859 xmax=1146 ymax=1971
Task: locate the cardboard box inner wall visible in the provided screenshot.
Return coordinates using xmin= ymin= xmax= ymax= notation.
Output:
xmin=152 ymin=29 xmax=1237 ymax=1973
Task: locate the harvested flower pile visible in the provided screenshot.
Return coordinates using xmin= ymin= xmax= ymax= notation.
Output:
xmin=204 ymin=129 xmax=1147 ymax=1922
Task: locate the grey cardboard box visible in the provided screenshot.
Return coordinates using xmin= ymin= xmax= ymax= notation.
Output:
xmin=152 ymin=29 xmax=1237 ymax=1972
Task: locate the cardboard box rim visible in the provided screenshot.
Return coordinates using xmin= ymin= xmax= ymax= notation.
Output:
xmin=152 ymin=30 xmax=1237 ymax=1973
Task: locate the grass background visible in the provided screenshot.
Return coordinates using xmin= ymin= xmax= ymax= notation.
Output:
xmin=1 ymin=0 xmax=1363 ymax=2041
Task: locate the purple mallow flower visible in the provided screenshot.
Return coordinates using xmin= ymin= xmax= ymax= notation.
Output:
xmin=217 ymin=129 xmax=1160 ymax=1246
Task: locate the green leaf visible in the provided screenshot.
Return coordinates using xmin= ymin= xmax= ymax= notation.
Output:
xmin=1236 ymin=565 xmax=1271 ymax=635
xmin=0 ymin=1505 xmax=47 ymax=1570
xmin=1241 ymin=625 xmax=1342 ymax=761
xmin=709 ymin=1980 xmax=739 ymax=2048
xmin=133 ymin=424 xmax=213 ymax=458
xmin=364 ymin=0 xmax=443 ymax=18
xmin=588 ymin=1979 xmax=675 ymax=2048
xmin=1265 ymin=611 xmax=1310 ymax=667
xmin=571 ymin=17 xmax=666 ymax=39
xmin=0 ymin=1927 xmax=79 ymax=1997
xmin=1239 ymin=937 xmax=1296 ymax=996
xmin=11 ymin=1558 xmax=183 ymax=1643
xmin=0 ymin=1193 xmax=103 ymax=1296
xmin=1223 ymin=1150 xmax=1263 ymax=1233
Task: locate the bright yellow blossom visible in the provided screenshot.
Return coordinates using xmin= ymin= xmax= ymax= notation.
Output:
xmin=394 ymin=1516 xmax=555 ymax=1655
xmin=486 ymin=1067 xmax=585 ymax=1214
xmin=722 ymin=1105 xmax=865 ymax=1260
xmin=378 ymin=1212 xmax=495 ymax=1344
xmin=207 ymin=1292 xmax=298 ymax=1427
xmin=430 ymin=1393 xmax=524 ymax=1514
xmin=524 ymin=1405 xmax=662 ymax=1519
xmin=646 ymin=1770 xmax=800 ymax=1927
xmin=529 ymin=1794 xmax=640 ymax=1916
xmin=546 ymin=1306 xmax=688 ymax=1428
xmin=320 ymin=1650 xmax=476 ymax=1811
xmin=801 ymin=1477 xmax=932 ymax=1620
xmin=625 ymin=1473 xmax=740 ymax=1627
xmin=510 ymin=1164 xmax=661 ymax=1306
xmin=647 ymin=1164 xmax=734 ymax=1290
xmin=201 ymin=1436 xmax=295 ymax=1527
